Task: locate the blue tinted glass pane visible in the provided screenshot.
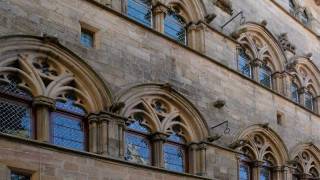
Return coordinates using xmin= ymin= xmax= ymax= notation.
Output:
xmin=167 ymin=133 xmax=185 ymax=143
xmin=0 ymin=80 xmax=32 ymax=100
xmin=291 ymin=83 xmax=299 ymax=103
xmin=128 ymin=121 xmax=150 ymax=133
xmin=163 ymin=143 xmax=184 ymax=172
xmin=80 ymin=30 xmax=93 ymax=48
xmin=56 ymin=99 xmax=86 ymax=115
xmin=259 ymin=66 xmax=272 ymax=88
xmin=125 ymin=133 xmax=151 ymax=165
xmin=260 ymin=167 xmax=271 ymax=180
xmin=11 ymin=172 xmax=30 ymax=180
xmin=0 ymin=100 xmax=32 ymax=138
xmin=164 ymin=10 xmax=186 ymax=44
xmin=238 ymin=50 xmax=252 ymax=78
xmin=240 ymin=164 xmax=250 ymax=180
xmin=305 ymin=92 xmax=313 ymax=111
xmin=127 ymin=0 xmax=151 ymax=27
xmin=52 ymin=113 xmax=85 ymax=151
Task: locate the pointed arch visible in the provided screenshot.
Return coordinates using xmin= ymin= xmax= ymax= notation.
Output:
xmin=290 ymin=143 xmax=320 ymax=177
xmin=233 ymin=124 xmax=289 ymax=166
xmin=0 ymin=35 xmax=112 ymax=112
xmin=116 ymin=83 xmax=209 ymax=142
xmin=234 ymin=22 xmax=287 ymax=72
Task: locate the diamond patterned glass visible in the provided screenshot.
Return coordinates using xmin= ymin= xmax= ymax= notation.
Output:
xmin=238 ymin=49 xmax=252 ymax=78
xmin=0 ymin=81 xmax=32 ymax=100
xmin=11 ymin=172 xmax=30 ymax=180
xmin=291 ymin=82 xmax=299 ymax=103
xmin=52 ymin=112 xmax=85 ymax=151
xmin=305 ymin=92 xmax=313 ymax=111
xmin=259 ymin=65 xmax=272 ymax=88
xmin=125 ymin=132 xmax=151 ymax=165
xmin=164 ymin=10 xmax=186 ymax=44
xmin=0 ymin=99 xmax=32 ymax=138
xmin=239 ymin=163 xmax=250 ymax=180
xmin=127 ymin=0 xmax=152 ymax=27
xmin=163 ymin=143 xmax=185 ymax=172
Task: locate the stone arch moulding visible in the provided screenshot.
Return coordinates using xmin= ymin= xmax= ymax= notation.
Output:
xmin=232 ymin=124 xmax=289 ymax=166
xmin=286 ymin=56 xmax=320 ymax=96
xmin=0 ymin=35 xmax=113 ymax=112
xmin=162 ymin=0 xmax=206 ymax=23
xmin=115 ymin=83 xmax=209 ymax=142
xmin=290 ymin=143 xmax=320 ymax=178
xmin=233 ymin=22 xmax=287 ymax=73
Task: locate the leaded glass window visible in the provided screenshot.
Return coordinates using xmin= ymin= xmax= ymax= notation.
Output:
xmin=260 ymin=162 xmax=272 ymax=180
xmin=125 ymin=115 xmax=151 ymax=165
xmin=259 ymin=65 xmax=272 ymax=88
xmin=238 ymin=49 xmax=252 ymax=78
xmin=11 ymin=172 xmax=30 ymax=180
xmin=164 ymin=9 xmax=186 ymax=44
xmin=0 ymin=76 xmax=33 ymax=138
xmin=80 ymin=28 xmax=94 ymax=48
xmin=239 ymin=162 xmax=250 ymax=180
xmin=163 ymin=133 xmax=185 ymax=172
xmin=51 ymin=97 xmax=87 ymax=151
xmin=127 ymin=0 xmax=152 ymax=27
xmin=291 ymin=82 xmax=299 ymax=103
xmin=305 ymin=91 xmax=314 ymax=111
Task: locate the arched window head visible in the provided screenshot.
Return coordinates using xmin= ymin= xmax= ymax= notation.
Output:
xmin=304 ymin=91 xmax=314 ymax=111
xmin=238 ymin=48 xmax=252 ymax=78
xmin=127 ymin=0 xmax=152 ymax=27
xmin=125 ymin=113 xmax=151 ymax=165
xmin=51 ymin=92 xmax=87 ymax=151
xmin=0 ymin=74 xmax=33 ymax=138
xmin=259 ymin=64 xmax=272 ymax=88
xmin=291 ymin=82 xmax=299 ymax=103
xmin=164 ymin=130 xmax=186 ymax=172
xmin=164 ymin=7 xmax=187 ymax=44
xmin=293 ymin=149 xmax=320 ymax=179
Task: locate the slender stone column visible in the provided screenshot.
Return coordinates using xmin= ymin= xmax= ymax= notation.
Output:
xmin=298 ymin=87 xmax=307 ymax=107
xmin=197 ymin=143 xmax=207 ymax=176
xmin=252 ymin=161 xmax=263 ymax=180
xmin=107 ymin=112 xmax=127 ymax=159
xmin=272 ymin=166 xmax=283 ymax=180
xmin=314 ymin=96 xmax=320 ymax=114
xmin=250 ymin=59 xmax=263 ymax=82
xmin=151 ymin=132 xmax=167 ymax=168
xmin=187 ymin=142 xmax=198 ymax=175
xmin=152 ymin=3 xmax=167 ymax=33
xmin=88 ymin=113 xmax=99 ymax=153
xmin=272 ymin=72 xmax=287 ymax=95
xmin=187 ymin=23 xmax=206 ymax=53
xmin=98 ymin=112 xmax=111 ymax=155
xmin=32 ymin=96 xmax=55 ymax=142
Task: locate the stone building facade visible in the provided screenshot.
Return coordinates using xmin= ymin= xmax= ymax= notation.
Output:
xmin=0 ymin=0 xmax=320 ymax=179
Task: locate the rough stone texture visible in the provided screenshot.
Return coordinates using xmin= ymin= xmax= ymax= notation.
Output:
xmin=0 ymin=0 xmax=320 ymax=179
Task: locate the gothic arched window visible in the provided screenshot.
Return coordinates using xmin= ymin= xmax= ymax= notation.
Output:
xmin=125 ymin=113 xmax=151 ymax=165
xmin=291 ymin=82 xmax=299 ymax=103
xmin=51 ymin=92 xmax=87 ymax=151
xmin=238 ymin=48 xmax=252 ymax=78
xmin=164 ymin=8 xmax=187 ymax=44
xmin=163 ymin=132 xmax=186 ymax=172
xmin=0 ymin=74 xmax=33 ymax=138
xmin=259 ymin=65 xmax=272 ymax=88
xmin=127 ymin=0 xmax=152 ymax=27
xmin=304 ymin=91 xmax=314 ymax=111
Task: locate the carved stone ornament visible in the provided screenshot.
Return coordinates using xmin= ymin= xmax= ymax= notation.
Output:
xmin=278 ymin=33 xmax=296 ymax=54
xmin=212 ymin=0 xmax=233 ymax=15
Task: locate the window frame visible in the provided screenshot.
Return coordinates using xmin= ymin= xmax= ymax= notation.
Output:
xmin=50 ymin=103 xmax=88 ymax=151
xmin=237 ymin=48 xmax=252 ymax=78
xmin=0 ymin=88 xmax=35 ymax=139
xmin=126 ymin=0 xmax=153 ymax=27
xmin=259 ymin=65 xmax=273 ymax=88
xmin=304 ymin=91 xmax=314 ymax=111
xmin=124 ymin=127 xmax=152 ymax=165
xmin=10 ymin=171 xmax=31 ymax=180
xmin=163 ymin=135 xmax=188 ymax=173
xmin=164 ymin=9 xmax=187 ymax=45
xmin=290 ymin=82 xmax=300 ymax=103
xmin=80 ymin=28 xmax=95 ymax=48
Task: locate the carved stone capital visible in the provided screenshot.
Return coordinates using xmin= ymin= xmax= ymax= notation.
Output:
xmin=298 ymin=87 xmax=308 ymax=94
xmin=32 ymin=96 xmax=55 ymax=109
xmin=252 ymin=160 xmax=264 ymax=167
xmin=87 ymin=113 xmax=99 ymax=124
xmin=197 ymin=142 xmax=207 ymax=150
xmin=250 ymin=58 xmax=263 ymax=67
xmin=152 ymin=3 xmax=167 ymax=14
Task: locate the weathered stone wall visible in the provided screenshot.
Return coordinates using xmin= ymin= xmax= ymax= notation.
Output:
xmin=0 ymin=0 xmax=320 ymax=179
